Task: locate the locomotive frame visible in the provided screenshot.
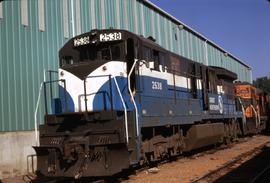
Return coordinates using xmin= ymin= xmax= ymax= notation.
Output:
xmin=33 ymin=29 xmax=265 ymax=179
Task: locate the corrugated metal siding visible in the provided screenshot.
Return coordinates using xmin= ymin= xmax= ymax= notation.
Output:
xmin=0 ymin=1 xmax=68 ymax=131
xmin=0 ymin=0 xmax=251 ymax=131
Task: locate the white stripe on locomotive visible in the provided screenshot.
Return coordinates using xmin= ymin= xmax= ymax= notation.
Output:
xmin=59 ymin=61 xmax=127 ymax=112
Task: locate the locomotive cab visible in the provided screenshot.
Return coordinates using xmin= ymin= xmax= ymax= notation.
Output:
xmin=58 ymin=30 xmax=138 ymax=113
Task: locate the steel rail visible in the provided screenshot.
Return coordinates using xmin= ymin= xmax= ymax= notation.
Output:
xmin=250 ymin=164 xmax=270 ymax=183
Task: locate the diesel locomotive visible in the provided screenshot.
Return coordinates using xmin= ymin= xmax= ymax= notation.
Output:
xmin=33 ymin=29 xmax=266 ymax=179
xmin=234 ymin=83 xmax=269 ymax=133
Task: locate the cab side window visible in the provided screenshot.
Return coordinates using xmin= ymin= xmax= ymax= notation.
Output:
xmin=143 ymin=46 xmax=152 ymax=62
xmin=159 ymin=52 xmax=166 ymax=72
xmin=170 ymin=55 xmax=180 ymax=74
xmin=142 ymin=46 xmax=166 ymax=72
xmin=153 ymin=50 xmax=159 ymax=70
xmin=208 ymin=69 xmax=217 ymax=93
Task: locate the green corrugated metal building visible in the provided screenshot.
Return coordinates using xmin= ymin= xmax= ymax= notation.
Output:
xmin=0 ymin=0 xmax=252 ymax=132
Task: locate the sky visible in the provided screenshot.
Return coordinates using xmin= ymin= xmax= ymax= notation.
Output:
xmin=149 ymin=0 xmax=270 ymax=80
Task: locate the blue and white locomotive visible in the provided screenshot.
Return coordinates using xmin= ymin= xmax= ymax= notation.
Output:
xmin=34 ymin=29 xmax=246 ymax=178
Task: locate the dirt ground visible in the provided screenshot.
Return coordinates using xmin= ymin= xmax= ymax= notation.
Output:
xmin=1 ymin=135 xmax=270 ymax=183
xmin=123 ymin=135 xmax=270 ymax=183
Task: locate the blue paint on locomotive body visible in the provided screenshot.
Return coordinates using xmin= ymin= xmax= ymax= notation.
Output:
xmin=91 ymin=76 xmax=134 ymax=111
xmin=56 ymin=72 xmax=239 ymax=127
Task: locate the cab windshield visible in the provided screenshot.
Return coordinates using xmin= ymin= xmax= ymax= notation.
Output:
xmin=61 ymin=41 xmax=126 ymax=66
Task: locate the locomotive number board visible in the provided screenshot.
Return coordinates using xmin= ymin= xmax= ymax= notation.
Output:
xmin=73 ymin=36 xmax=90 ymax=47
xmin=99 ymin=32 xmax=122 ymax=42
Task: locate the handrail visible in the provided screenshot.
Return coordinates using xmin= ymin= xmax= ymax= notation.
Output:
xmin=128 ymin=59 xmax=145 ymax=137
xmin=35 ymin=70 xmax=64 ymax=146
xmin=34 ymin=82 xmax=43 ymax=146
xmin=250 ymin=104 xmax=259 ymax=128
xmin=43 ymin=70 xmax=58 ymax=99
xmin=36 ymin=72 xmax=131 ymax=144
xmin=47 ymin=70 xmax=58 ymax=98
xmin=83 ymin=75 xmax=114 ymax=114
xmin=34 ymin=70 xmax=58 ymax=146
xmin=78 ymin=91 xmax=111 ymax=111
xmin=44 ymin=79 xmax=67 ymax=115
xmin=84 ymin=74 xmax=112 ymax=78
xmin=82 ymin=74 xmax=129 ymax=143
xmin=113 ymin=77 xmax=129 ymax=144
xmin=237 ymin=97 xmax=247 ymax=132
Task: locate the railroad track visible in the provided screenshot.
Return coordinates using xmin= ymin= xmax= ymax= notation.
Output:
xmin=190 ymin=141 xmax=270 ymax=183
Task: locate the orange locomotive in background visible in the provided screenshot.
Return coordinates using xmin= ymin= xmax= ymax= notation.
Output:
xmin=234 ymin=83 xmax=257 ymax=119
xmin=234 ymin=83 xmax=268 ymax=133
